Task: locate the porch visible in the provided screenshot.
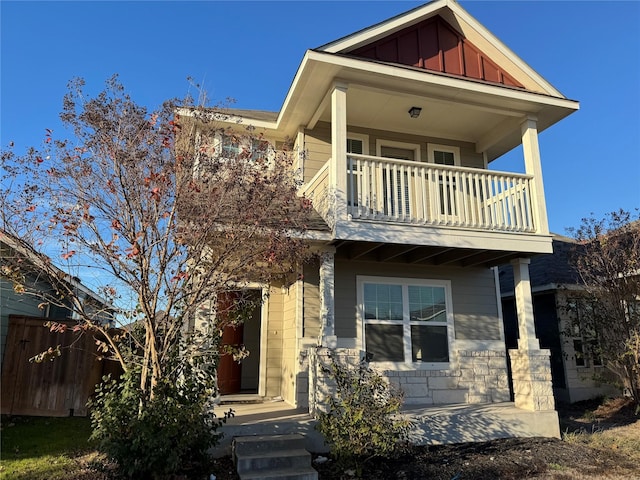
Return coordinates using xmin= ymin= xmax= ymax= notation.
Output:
xmin=211 ymin=399 xmax=560 ymax=457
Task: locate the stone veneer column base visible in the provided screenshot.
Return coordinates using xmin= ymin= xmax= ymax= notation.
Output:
xmin=509 ymin=348 xmax=555 ymax=411
xmin=307 ymin=347 xmax=363 ymax=417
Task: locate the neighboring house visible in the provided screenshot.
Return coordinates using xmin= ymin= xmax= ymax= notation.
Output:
xmin=0 ymin=230 xmax=117 ymax=416
xmin=499 ymin=234 xmax=619 ymax=404
xmin=181 ymin=0 xmax=579 ymax=436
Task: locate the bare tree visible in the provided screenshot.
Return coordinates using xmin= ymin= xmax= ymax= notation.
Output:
xmin=1 ymin=75 xmax=313 ymax=401
xmin=567 ymin=209 xmax=640 ymax=409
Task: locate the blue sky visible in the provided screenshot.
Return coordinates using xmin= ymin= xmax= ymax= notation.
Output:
xmin=2 ymin=1 xmax=639 ymax=235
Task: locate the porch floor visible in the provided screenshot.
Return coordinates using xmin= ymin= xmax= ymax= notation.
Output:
xmin=211 ymin=399 xmax=560 ymax=457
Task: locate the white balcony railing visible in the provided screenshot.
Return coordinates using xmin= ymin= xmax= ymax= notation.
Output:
xmin=301 ymin=154 xmax=537 ymax=233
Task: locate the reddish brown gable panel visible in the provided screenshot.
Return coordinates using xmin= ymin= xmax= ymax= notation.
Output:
xmin=420 ymin=22 xmax=441 ymax=71
xmin=481 ymin=56 xmax=501 ymax=83
xmin=463 ymin=42 xmax=481 ymax=79
xmin=350 ymin=15 xmax=524 ymax=89
xmin=438 ymin=22 xmax=463 ymax=75
xmin=377 ymin=38 xmax=400 ymax=63
xmin=398 ymin=30 xmax=421 ymax=67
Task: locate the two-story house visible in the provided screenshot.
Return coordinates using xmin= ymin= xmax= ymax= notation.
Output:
xmin=182 ymin=0 xmax=579 ymax=441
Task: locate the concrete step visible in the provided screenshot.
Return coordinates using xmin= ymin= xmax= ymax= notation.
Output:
xmin=239 ymin=466 xmax=319 ymax=480
xmin=236 ymin=448 xmax=311 ymax=473
xmin=233 ymin=434 xmax=318 ymax=480
xmin=233 ymin=434 xmax=307 ymax=456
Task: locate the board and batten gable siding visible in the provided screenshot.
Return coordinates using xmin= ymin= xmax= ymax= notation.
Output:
xmin=302 ymin=121 xmax=484 ymax=183
xmin=333 ymin=260 xmax=502 ymax=341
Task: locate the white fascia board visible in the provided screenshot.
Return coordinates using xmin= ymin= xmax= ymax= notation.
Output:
xmin=176 ymin=107 xmax=278 ymax=131
xmin=318 ymin=0 xmax=448 ymax=53
xmin=334 ymin=220 xmax=554 ymax=254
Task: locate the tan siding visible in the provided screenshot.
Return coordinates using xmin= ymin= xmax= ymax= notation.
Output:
xmin=302 ymin=261 xmax=321 ymax=338
xmin=280 ymin=285 xmax=298 ymax=404
xmin=306 ymin=122 xmax=484 ymax=170
xmin=265 ymin=287 xmax=283 ymax=397
xmin=303 ymin=123 xmax=331 ymax=183
xmin=334 ymin=260 xmax=501 ymax=340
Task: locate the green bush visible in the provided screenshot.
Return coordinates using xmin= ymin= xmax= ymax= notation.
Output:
xmin=88 ymin=337 xmax=231 ymax=479
xmin=315 ymin=355 xmax=412 ymax=473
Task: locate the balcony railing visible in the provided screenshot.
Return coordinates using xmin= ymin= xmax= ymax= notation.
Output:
xmin=301 ymin=154 xmax=537 ymax=233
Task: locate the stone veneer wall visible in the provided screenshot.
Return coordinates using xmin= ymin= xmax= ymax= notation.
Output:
xmin=307 ymin=347 xmax=363 ymax=416
xmin=383 ymin=350 xmax=511 ymax=405
xmin=305 ymin=347 xmax=511 ymax=415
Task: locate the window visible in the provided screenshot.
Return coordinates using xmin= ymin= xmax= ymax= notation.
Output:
xmin=357 ymin=276 xmax=453 ymax=365
xmin=347 ymin=134 xmax=369 ymax=207
xmin=568 ymin=298 xmax=603 ymax=368
xmin=427 ymin=144 xmax=460 ymax=165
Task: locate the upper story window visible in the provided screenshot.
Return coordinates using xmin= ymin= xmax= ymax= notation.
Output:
xmin=428 ymin=143 xmax=460 ymax=166
xmin=357 ymin=276 xmax=454 ymax=367
xmin=194 ymin=131 xmax=276 ymax=177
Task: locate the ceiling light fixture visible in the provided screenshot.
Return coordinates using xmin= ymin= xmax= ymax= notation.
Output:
xmin=408 ymin=106 xmax=422 ymax=118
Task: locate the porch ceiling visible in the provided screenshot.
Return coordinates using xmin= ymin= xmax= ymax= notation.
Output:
xmin=333 ymin=240 xmax=527 ymax=268
xmin=278 ymin=51 xmax=578 ymax=161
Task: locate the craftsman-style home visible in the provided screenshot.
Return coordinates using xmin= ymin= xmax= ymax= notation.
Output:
xmin=183 ymin=0 xmax=579 ymax=444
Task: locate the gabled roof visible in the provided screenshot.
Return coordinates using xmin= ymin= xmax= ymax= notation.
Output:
xmin=0 ymin=229 xmax=110 ymax=307
xmin=317 ymin=0 xmax=564 ymax=97
xmin=184 ymin=0 xmax=578 ymax=159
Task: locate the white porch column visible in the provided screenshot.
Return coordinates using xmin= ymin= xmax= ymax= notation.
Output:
xmin=509 ymin=257 xmax=556 ymax=415
xmin=521 ymin=115 xmax=549 ymax=235
xmin=511 ymin=258 xmax=539 ymax=350
xmin=330 ymin=82 xmax=348 ymax=227
xmin=318 ymin=246 xmax=337 ymax=348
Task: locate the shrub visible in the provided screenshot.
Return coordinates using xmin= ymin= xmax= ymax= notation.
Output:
xmin=315 ymin=355 xmax=412 ymax=474
xmin=89 ymin=335 xmax=231 ymax=479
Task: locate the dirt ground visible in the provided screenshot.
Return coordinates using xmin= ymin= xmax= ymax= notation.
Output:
xmin=203 ymin=397 xmax=639 ymax=480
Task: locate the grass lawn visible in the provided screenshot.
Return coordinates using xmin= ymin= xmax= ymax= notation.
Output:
xmin=0 ymin=415 xmax=96 ymax=480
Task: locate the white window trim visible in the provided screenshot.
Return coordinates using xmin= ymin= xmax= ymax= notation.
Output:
xmin=347 ymin=132 xmax=369 ymax=155
xmin=375 ymin=139 xmax=421 ymax=161
xmin=356 ymin=275 xmax=455 ymax=370
xmin=427 ymin=143 xmax=461 ymax=166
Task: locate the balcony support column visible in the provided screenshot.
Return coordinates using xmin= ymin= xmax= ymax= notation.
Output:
xmin=330 ymin=82 xmax=348 ymax=227
xmin=521 ymin=115 xmax=549 ymax=235
xmin=508 ymin=258 xmax=556 ymax=416
xmin=318 ymin=246 xmax=337 ymax=348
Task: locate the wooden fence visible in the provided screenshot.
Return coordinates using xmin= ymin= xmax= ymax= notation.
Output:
xmin=1 ymin=315 xmax=121 ymax=417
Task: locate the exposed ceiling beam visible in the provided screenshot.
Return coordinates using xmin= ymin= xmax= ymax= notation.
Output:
xmin=348 ymin=242 xmax=385 ymax=260
xmin=377 ymin=244 xmax=419 ymax=262
xmin=406 ymin=246 xmax=453 ymax=264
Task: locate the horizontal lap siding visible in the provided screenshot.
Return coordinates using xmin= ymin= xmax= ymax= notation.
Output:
xmin=280 ymin=285 xmax=298 ymax=404
xmin=303 ymin=124 xmax=331 ymax=183
xmin=334 ymin=260 xmax=500 ymax=340
xmin=303 ymin=261 xmax=321 ymax=339
xmin=265 ymin=287 xmax=284 ymax=397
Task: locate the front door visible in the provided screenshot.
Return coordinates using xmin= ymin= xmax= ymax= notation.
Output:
xmin=217 ymin=290 xmax=262 ymax=395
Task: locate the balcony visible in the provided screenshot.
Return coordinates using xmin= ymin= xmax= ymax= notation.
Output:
xmin=302 ymin=154 xmax=537 ymax=234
